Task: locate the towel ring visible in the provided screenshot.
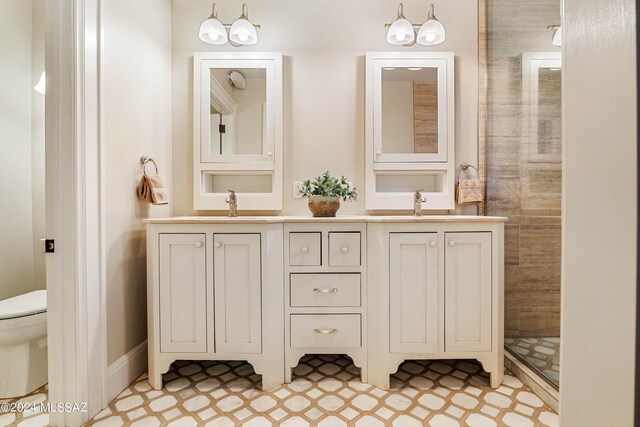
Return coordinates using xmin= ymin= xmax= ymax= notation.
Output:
xmin=457 ymin=163 xmax=480 ymax=181
xmin=140 ymin=156 xmax=158 ymax=177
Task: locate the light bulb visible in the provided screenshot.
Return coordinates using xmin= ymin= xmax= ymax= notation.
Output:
xmin=238 ymin=33 xmax=249 ymax=42
xmin=426 ymin=33 xmax=436 ymax=42
xmin=208 ymin=30 xmax=219 ymax=41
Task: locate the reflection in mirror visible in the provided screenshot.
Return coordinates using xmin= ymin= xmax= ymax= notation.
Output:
xmin=381 ymin=67 xmax=438 ymax=155
xmin=536 ymin=67 xmax=561 ymax=157
xmin=209 ymin=68 xmax=266 ymax=156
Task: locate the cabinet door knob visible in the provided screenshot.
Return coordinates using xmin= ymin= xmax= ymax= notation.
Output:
xmin=301 ymin=246 xmax=309 ymax=253
xmin=214 ymin=242 xmax=222 ymax=248
xmin=267 ymin=151 xmax=273 ymax=157
xmin=375 ymin=151 xmax=382 ymax=156
xmin=194 ymin=242 xmax=203 ymax=248
xmin=313 ymin=328 xmax=338 ymax=335
xmin=429 ymin=241 xmax=436 ymax=248
xmin=449 ymin=241 xmax=456 ymax=247
xmin=341 ymin=246 xmax=349 ymax=253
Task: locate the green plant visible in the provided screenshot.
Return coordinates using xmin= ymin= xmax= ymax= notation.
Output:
xmin=298 ymin=171 xmax=358 ymax=201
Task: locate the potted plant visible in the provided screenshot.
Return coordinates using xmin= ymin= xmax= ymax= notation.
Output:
xmin=298 ymin=171 xmax=358 ymax=217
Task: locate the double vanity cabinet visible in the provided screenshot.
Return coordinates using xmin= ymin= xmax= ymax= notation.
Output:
xmin=145 ymin=216 xmax=505 ymax=391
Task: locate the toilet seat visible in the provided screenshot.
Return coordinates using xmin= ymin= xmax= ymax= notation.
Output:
xmin=0 ymin=290 xmax=47 ymax=320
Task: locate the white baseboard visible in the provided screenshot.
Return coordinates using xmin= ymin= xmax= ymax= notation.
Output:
xmin=107 ymin=340 xmax=148 ymax=402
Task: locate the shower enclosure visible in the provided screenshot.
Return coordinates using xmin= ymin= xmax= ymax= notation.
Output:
xmin=484 ymin=0 xmax=562 ymax=388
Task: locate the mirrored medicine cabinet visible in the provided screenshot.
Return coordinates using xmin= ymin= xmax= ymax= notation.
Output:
xmin=365 ymin=51 xmax=455 ymax=210
xmin=193 ymin=52 xmax=283 ymax=211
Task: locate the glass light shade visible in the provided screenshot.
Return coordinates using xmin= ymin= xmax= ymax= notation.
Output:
xmin=417 ymin=18 xmax=446 ymax=45
xmin=199 ymin=17 xmax=228 ymax=45
xmin=386 ymin=18 xmax=415 ymax=45
xmin=552 ymin=26 xmax=562 ymax=47
xmin=229 ymin=18 xmax=258 ymax=45
xmin=34 ymin=71 xmax=46 ymax=95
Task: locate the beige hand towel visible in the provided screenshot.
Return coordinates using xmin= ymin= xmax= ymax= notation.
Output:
xmin=137 ymin=174 xmax=169 ymax=205
xmin=456 ymin=179 xmax=484 ymax=205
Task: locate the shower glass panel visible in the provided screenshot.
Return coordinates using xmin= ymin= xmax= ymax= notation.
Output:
xmin=485 ymin=0 xmax=562 ymax=388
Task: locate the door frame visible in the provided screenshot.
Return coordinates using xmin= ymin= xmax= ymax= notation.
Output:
xmin=46 ymin=0 xmax=107 ymax=425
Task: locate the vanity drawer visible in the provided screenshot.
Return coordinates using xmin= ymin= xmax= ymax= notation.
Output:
xmin=290 ymin=274 xmax=361 ymax=307
xmin=329 ymin=232 xmax=361 ymax=266
xmin=290 ymin=314 xmax=361 ymax=349
xmin=289 ymin=232 xmax=321 ymax=266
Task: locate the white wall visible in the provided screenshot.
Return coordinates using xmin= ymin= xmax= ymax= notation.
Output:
xmin=0 ymin=0 xmax=45 ymax=301
xmin=560 ymin=0 xmax=637 ymax=424
xmin=171 ymin=0 xmax=479 ymax=215
xmin=102 ymin=0 xmax=172 ymax=365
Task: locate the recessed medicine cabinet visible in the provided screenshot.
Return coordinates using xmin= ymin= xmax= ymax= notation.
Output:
xmin=194 ymin=52 xmax=283 ymax=210
xmin=365 ymin=52 xmax=455 ymax=210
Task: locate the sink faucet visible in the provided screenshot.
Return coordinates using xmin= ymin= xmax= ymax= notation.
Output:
xmin=413 ymin=189 xmax=427 ymax=216
xmin=225 ymin=190 xmax=237 ymax=217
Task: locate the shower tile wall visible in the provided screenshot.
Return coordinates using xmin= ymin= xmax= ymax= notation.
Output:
xmin=486 ymin=0 xmax=562 ymax=337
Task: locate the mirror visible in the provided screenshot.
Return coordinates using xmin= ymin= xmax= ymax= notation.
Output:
xmin=209 ymin=68 xmax=266 ymax=157
xmin=522 ymin=52 xmax=562 ymax=163
xmin=381 ymin=67 xmax=439 ymax=155
xmin=534 ymin=67 xmax=561 ymax=158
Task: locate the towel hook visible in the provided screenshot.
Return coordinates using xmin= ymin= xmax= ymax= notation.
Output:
xmin=140 ymin=156 xmax=159 ymax=177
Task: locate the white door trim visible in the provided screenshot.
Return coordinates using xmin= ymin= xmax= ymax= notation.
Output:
xmin=46 ymin=0 xmax=107 ymax=425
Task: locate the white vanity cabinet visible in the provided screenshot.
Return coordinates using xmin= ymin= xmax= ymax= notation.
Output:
xmin=145 ymin=216 xmax=504 ymax=392
xmin=145 ymin=221 xmax=284 ymax=391
xmin=284 ymin=223 xmax=367 ymax=383
xmin=367 ymin=220 xmax=504 ymax=389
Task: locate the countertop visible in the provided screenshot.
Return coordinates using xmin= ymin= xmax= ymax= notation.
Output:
xmin=143 ymin=215 xmax=508 ymax=224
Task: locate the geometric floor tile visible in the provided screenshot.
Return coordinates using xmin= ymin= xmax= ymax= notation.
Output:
xmin=85 ymin=355 xmax=559 ymax=426
xmin=505 ymin=337 xmax=560 ymax=387
xmin=0 ymin=384 xmax=49 ymax=427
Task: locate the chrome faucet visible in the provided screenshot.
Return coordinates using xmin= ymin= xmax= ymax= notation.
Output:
xmin=414 ymin=189 xmax=427 ymax=216
xmin=225 ymin=190 xmax=237 ymax=217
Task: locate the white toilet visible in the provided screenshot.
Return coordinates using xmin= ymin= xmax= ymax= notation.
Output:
xmin=0 ymin=290 xmax=47 ymax=398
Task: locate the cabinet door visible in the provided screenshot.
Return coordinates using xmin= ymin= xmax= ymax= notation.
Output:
xmin=159 ymin=234 xmax=207 ymax=353
xmin=389 ymin=233 xmax=439 ymax=353
xmin=445 ymin=232 xmax=492 ymax=352
xmin=213 ymin=234 xmax=262 ymax=354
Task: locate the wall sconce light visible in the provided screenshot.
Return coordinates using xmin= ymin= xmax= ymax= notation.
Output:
xmin=385 ymin=3 xmax=446 ymax=47
xmin=199 ymin=3 xmax=260 ymax=46
xmin=548 ymin=24 xmax=562 ymax=47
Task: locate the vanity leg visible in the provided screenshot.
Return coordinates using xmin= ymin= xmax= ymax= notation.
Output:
xmin=490 ymin=369 xmax=504 ymax=388
xmin=284 ymin=367 xmax=293 ymax=384
xmin=368 ymin=371 xmax=390 ymax=391
xmin=261 ymin=371 xmax=284 ymax=391
xmin=148 ymin=366 xmax=163 ymax=391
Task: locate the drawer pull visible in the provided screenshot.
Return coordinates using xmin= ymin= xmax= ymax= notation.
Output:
xmin=313 ymin=287 xmax=338 ymax=294
xmin=194 ymin=242 xmax=203 ymax=248
xmin=341 ymin=246 xmax=349 ymax=253
xmin=214 ymin=242 xmax=222 ymax=248
xmin=429 ymin=241 xmax=436 ymax=248
xmin=313 ymin=328 xmax=338 ymax=335
xmin=301 ymin=246 xmax=309 ymax=253
xmin=449 ymin=241 xmax=456 ymax=247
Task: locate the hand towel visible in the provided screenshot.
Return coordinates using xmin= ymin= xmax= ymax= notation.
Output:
xmin=456 ymin=178 xmax=483 ymax=205
xmin=137 ymin=174 xmax=169 ymax=205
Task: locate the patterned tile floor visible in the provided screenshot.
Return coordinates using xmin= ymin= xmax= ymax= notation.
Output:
xmin=505 ymin=337 xmax=560 ymax=387
xmin=87 ymin=355 xmax=558 ymax=427
xmin=0 ymin=384 xmax=49 ymax=427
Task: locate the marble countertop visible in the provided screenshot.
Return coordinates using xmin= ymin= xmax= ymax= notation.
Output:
xmin=143 ymin=215 xmax=508 ymax=224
